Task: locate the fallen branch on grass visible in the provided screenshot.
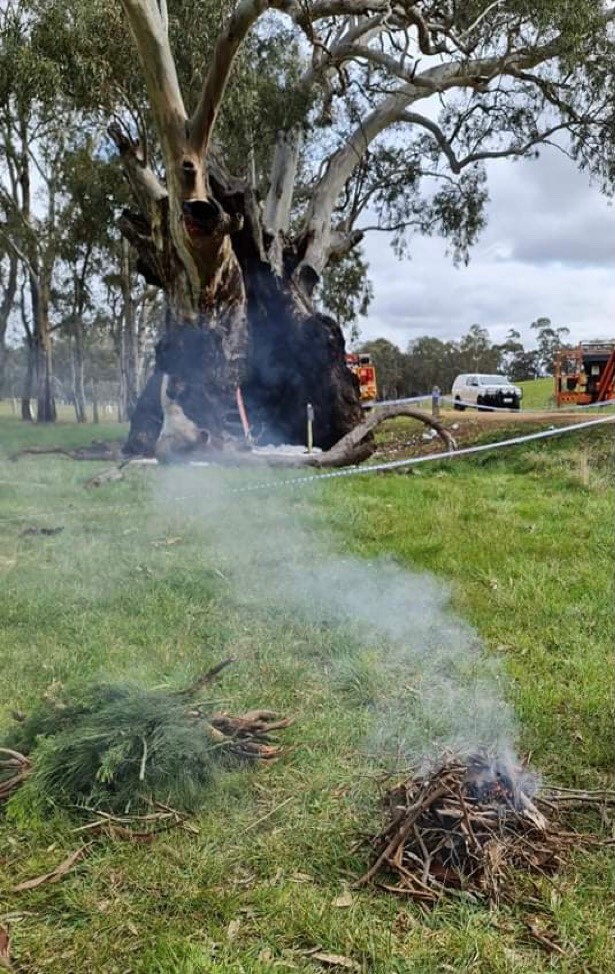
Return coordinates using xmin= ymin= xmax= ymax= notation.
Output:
xmin=72 ymin=803 xmax=199 ymax=841
xmin=19 ymin=526 xmax=64 ymax=538
xmin=10 ymin=442 xmax=123 ymax=462
xmin=0 ymin=923 xmax=14 ymax=972
xmin=84 ymin=463 xmax=128 ymax=488
xmin=357 ymin=757 xmax=613 ymax=905
xmin=304 ymin=405 xmax=457 ymax=469
xmin=217 ymin=405 xmax=457 ymax=470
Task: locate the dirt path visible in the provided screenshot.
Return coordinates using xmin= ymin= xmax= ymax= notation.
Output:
xmin=440 ymin=408 xmax=594 ymax=427
xmin=374 ymin=408 xmax=613 ymax=461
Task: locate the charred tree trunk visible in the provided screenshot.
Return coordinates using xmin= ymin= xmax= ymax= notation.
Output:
xmin=119 ymin=143 xmax=362 ymax=460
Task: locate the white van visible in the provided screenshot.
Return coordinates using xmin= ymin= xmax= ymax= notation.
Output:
xmin=451 ymin=374 xmax=522 ymax=410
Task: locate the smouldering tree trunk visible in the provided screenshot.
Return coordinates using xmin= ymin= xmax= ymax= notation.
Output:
xmin=115 ymin=1 xmax=362 ymax=460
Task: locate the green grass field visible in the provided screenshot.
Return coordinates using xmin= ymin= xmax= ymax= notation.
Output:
xmin=517 ymin=378 xmax=555 ymax=410
xmin=0 ymin=417 xmax=613 ymax=973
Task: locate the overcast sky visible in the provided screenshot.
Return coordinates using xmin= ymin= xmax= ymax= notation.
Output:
xmin=358 ymin=145 xmax=614 ymax=350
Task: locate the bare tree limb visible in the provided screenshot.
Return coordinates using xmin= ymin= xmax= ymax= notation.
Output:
xmin=296 ymin=39 xmax=562 ymax=281
xmin=309 ymin=404 xmax=457 ymax=468
xmin=396 ymin=111 xmax=573 ymax=173
xmin=0 ymin=225 xmax=40 ymax=296
xmin=242 ymin=406 xmax=456 ymax=468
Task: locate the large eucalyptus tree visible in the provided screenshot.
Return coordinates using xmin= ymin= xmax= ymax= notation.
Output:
xmin=30 ymin=1 xmax=615 ymax=455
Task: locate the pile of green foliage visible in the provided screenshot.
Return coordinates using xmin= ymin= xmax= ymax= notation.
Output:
xmin=3 ymin=683 xmax=235 ymax=815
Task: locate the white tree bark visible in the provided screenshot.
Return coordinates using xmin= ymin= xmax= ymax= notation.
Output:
xmin=263 ymin=127 xmax=303 ymax=274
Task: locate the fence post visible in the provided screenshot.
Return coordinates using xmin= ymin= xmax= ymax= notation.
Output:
xmin=306 ymin=402 xmax=314 ymax=453
xmin=431 ymin=385 xmax=441 ymax=418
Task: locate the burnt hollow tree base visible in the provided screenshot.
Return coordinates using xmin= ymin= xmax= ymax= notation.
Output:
xmin=124 ymin=269 xmax=363 ymax=458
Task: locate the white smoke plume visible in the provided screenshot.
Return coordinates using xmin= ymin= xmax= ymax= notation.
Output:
xmin=154 ymin=465 xmax=518 ymax=768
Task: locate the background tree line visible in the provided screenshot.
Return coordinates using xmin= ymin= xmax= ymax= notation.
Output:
xmin=359 ymin=319 xmax=572 ymax=400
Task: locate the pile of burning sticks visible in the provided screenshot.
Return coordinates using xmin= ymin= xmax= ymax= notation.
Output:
xmin=357 ymin=754 xmax=613 ymax=904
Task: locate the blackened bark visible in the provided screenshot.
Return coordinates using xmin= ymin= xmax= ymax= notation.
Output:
xmin=123 ymin=370 xmax=163 ymax=454
xmin=124 ymin=283 xmax=361 ymax=457
xmin=241 ymin=264 xmax=362 ymax=449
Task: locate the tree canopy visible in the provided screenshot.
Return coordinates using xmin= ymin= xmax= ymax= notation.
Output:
xmin=19 ymin=0 xmax=615 ymax=292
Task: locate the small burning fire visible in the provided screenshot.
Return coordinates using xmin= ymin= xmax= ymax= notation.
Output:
xmin=463 ymin=751 xmax=538 ymax=810
xmin=356 ymin=752 xmax=602 ymax=904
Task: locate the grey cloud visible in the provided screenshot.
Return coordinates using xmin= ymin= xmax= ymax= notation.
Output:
xmin=359 ymin=146 xmax=614 ymax=347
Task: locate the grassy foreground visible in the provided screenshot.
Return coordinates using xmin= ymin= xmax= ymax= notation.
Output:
xmin=0 ymin=416 xmax=613 ymax=973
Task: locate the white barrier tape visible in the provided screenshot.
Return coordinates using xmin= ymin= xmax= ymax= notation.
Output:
xmin=565 ymin=397 xmax=615 ymax=409
xmin=372 ymin=393 xmax=615 ymax=412
xmin=230 ymin=415 xmax=615 ymax=494
xmin=362 ymin=395 xmax=431 ymax=409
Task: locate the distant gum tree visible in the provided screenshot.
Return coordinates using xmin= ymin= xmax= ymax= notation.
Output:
xmin=24 ymin=0 xmax=615 ymax=456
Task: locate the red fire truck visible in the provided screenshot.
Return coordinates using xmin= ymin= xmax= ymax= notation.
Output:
xmin=554 ymin=341 xmax=615 ymax=407
xmin=346 ymin=352 xmax=378 ymax=404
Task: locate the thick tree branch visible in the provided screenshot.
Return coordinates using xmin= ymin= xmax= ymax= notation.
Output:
xmin=119 ymin=0 xmax=187 ymax=166
xmin=190 ymin=0 xmax=271 ymax=156
xmin=311 ymin=404 xmax=457 ymax=467
xmin=0 ymin=226 xmax=39 ymax=295
xmin=118 ymin=1 xmax=204 ymax=307
xmin=263 ymin=126 xmax=303 ymax=273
